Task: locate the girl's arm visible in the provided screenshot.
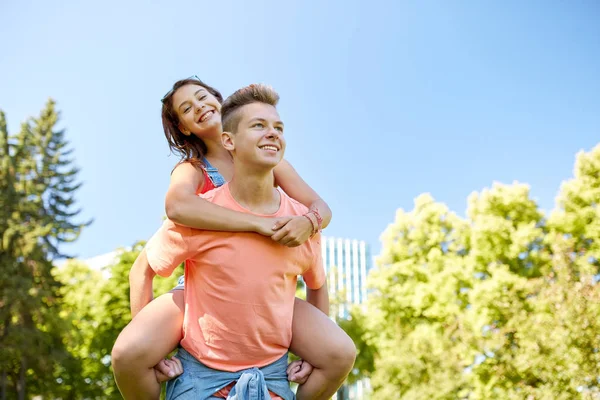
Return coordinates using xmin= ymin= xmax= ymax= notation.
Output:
xmin=306 ymin=282 xmax=330 ymax=316
xmin=129 ymin=248 xmax=155 ymax=318
xmin=271 ymin=159 xmax=332 ymax=246
xmin=165 ymin=162 xmax=274 ymax=235
xmin=165 ymin=160 xmax=331 ymax=246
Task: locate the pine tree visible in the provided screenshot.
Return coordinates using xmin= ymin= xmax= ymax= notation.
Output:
xmin=30 ymin=100 xmax=91 ymax=258
xmin=0 ymin=100 xmax=90 ymax=398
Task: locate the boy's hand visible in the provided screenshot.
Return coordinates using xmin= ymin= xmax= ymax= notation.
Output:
xmin=154 ymin=356 xmax=183 ymax=383
xmin=271 ymin=216 xmax=313 ymax=247
xmin=287 ymin=359 xmax=314 ymax=384
xmin=254 ymin=216 xmax=293 ymax=237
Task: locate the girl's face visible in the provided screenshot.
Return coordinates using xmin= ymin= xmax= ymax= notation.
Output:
xmin=172 ymin=84 xmax=222 ymax=138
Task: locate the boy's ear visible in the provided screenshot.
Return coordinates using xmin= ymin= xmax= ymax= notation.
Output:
xmin=221 ymin=131 xmax=235 ymax=151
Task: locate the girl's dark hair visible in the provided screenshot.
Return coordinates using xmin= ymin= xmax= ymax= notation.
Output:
xmin=161 ymin=77 xmax=223 ymax=167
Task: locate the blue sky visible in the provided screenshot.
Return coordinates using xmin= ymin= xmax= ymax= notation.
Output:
xmin=1 ymin=0 xmax=598 ymax=260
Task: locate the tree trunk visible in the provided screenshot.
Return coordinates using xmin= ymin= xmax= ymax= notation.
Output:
xmin=17 ymin=358 xmax=25 ymax=400
xmin=1 ymin=370 xmax=6 ymax=400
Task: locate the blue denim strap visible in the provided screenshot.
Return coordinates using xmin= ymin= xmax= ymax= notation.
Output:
xmin=173 ymin=275 xmax=185 ymax=290
xmin=203 ymin=157 xmax=226 ymax=187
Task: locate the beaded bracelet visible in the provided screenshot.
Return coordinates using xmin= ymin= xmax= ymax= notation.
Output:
xmin=308 ymin=209 xmax=323 ymax=233
xmin=303 ymin=213 xmax=318 ymax=235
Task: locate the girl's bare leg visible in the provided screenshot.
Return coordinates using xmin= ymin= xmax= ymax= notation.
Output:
xmin=112 ymin=294 xmax=355 ymax=400
xmin=111 ymin=290 xmax=184 ymax=400
xmin=290 ymin=298 xmax=357 ymax=400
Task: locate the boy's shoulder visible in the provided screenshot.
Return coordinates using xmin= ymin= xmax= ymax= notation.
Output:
xmin=277 ymin=188 xmax=309 ymax=216
xmin=197 ymin=184 xmax=311 ymax=218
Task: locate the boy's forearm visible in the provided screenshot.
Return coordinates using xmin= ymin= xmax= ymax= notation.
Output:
xmin=129 ymin=248 xmax=156 ymax=318
xmin=306 ymin=282 xmax=329 ymax=316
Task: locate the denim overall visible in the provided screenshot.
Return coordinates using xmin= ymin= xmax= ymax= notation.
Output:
xmin=166 ymin=348 xmax=294 ymax=400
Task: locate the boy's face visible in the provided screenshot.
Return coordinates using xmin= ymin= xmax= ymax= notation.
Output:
xmin=223 ymin=102 xmax=286 ymax=170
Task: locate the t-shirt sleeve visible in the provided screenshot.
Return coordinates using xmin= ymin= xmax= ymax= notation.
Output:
xmin=145 ymin=220 xmax=196 ymax=277
xmin=301 ymin=233 xmax=326 ymax=290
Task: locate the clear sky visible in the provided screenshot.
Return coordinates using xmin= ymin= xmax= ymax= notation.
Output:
xmin=1 ymin=0 xmax=598 ymax=260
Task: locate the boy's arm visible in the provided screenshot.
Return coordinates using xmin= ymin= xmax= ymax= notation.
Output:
xmin=145 ymin=220 xmax=194 ymax=277
xmin=306 ymin=282 xmax=329 ymax=316
xmin=129 ymin=248 xmax=156 ymax=318
xmin=129 ymin=220 xmax=196 ymax=318
xmin=302 ymin=233 xmax=329 ymax=315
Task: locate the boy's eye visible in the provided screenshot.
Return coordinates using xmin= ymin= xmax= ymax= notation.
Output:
xmin=253 ymin=123 xmax=264 ymax=128
xmin=184 ymin=107 xmax=191 ymax=113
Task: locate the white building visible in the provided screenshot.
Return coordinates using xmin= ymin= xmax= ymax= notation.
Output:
xmin=321 ymin=236 xmax=372 ymax=318
xmin=320 ymin=236 xmax=373 ymax=400
xmin=54 ymin=249 xmax=124 ymax=279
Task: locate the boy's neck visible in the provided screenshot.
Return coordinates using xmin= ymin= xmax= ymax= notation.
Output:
xmin=229 ymin=165 xmax=279 ymax=214
xmin=203 ymin=134 xmax=230 ymax=161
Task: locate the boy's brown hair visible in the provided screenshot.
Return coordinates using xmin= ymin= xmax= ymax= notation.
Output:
xmin=221 ymin=84 xmax=280 ymax=134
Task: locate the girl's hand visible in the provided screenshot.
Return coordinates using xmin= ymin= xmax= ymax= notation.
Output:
xmin=287 ymin=359 xmax=314 ymax=384
xmin=154 ymin=356 xmax=183 ymax=383
xmin=253 ymin=216 xmax=293 ymax=237
xmin=271 ymin=216 xmax=313 ymax=247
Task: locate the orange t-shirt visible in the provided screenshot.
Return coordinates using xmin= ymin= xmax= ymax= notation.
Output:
xmin=146 ymin=183 xmax=325 ymax=374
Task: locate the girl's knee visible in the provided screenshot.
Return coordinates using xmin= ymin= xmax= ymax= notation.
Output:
xmin=325 ymin=331 xmax=356 ymax=375
xmin=111 ymin=331 xmax=145 ymax=369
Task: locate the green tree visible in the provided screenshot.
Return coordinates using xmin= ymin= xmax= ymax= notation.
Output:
xmin=0 ymin=101 xmax=89 ymax=399
xmin=54 ymin=243 xmax=182 ymax=399
xmin=485 ymin=234 xmax=600 ymax=399
xmin=549 ymin=144 xmax=600 ymax=274
xmin=360 ymin=144 xmax=600 ymax=399
xmin=53 ymin=260 xmax=105 ymax=399
xmin=368 ymin=194 xmax=471 ymax=399
xmin=336 ymin=306 xmax=375 ymax=385
xmin=461 ymin=183 xmax=548 ymax=398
